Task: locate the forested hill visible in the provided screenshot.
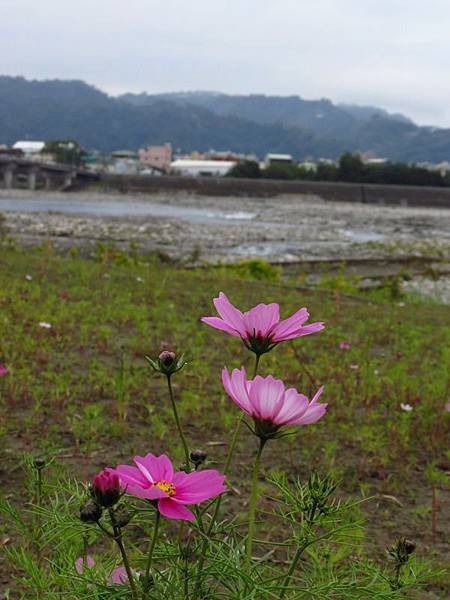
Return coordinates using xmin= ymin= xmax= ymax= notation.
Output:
xmin=2 ymin=76 xmax=450 ymax=162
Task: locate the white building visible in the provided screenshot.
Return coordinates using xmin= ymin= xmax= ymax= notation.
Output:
xmin=12 ymin=141 xmax=45 ymax=155
xmin=264 ymin=153 xmax=293 ymax=167
xmin=170 ymin=159 xmax=236 ymax=177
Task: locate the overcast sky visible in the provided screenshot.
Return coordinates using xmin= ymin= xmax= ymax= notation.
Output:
xmin=2 ymin=1 xmax=450 ymax=127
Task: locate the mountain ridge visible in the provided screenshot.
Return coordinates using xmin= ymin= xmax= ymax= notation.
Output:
xmin=1 ymin=76 xmax=450 ymax=162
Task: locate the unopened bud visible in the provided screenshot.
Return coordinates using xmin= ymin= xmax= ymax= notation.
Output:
xmin=404 ymin=540 xmax=416 ymax=555
xmin=33 ymin=457 xmax=46 ymax=470
xmin=145 ymin=351 xmax=187 ymax=376
xmin=114 ymin=508 xmax=133 ymax=528
xmin=92 ymin=468 xmax=121 ymax=508
xmin=159 ymin=351 xmax=176 ymax=366
xmin=80 ymin=500 xmax=102 ymax=523
xmin=190 ymin=449 xmax=208 ymax=468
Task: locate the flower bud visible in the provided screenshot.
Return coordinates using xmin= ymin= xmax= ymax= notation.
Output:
xmin=145 ymin=351 xmax=187 ymax=376
xmin=92 ymin=468 xmax=121 ymax=508
xmin=33 ymin=457 xmax=46 ymax=470
xmin=190 ymin=449 xmax=208 ymax=468
xmin=404 ymin=540 xmax=416 ymax=555
xmin=80 ymin=500 xmax=102 ymax=523
xmin=114 ymin=508 xmax=133 ymax=528
xmin=159 ymin=351 xmax=176 ymax=367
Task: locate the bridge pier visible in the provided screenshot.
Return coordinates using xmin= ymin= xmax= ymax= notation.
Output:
xmin=62 ymin=171 xmax=74 ymax=188
xmin=3 ymin=165 xmax=16 ymax=189
xmin=28 ymin=168 xmax=38 ymax=191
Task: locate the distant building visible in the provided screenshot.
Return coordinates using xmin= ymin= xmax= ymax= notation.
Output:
xmin=12 ymin=141 xmax=45 ymax=155
xmin=364 ymin=157 xmax=388 ymax=165
xmin=265 ymin=153 xmax=293 ymax=167
xmin=435 ymin=161 xmax=450 ymax=176
xmin=139 ymin=143 xmax=172 ymax=172
xmin=109 ymin=150 xmax=140 ymax=175
xmin=298 ymin=161 xmax=317 ymax=172
xmin=170 ymin=159 xmax=236 ymax=177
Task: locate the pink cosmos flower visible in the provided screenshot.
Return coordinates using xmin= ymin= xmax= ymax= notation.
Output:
xmin=110 ymin=566 xmax=129 ymax=585
xmin=75 ymin=557 xmax=131 ymax=586
xmin=75 ymin=555 xmax=96 ymax=574
xmin=339 ymin=341 xmax=351 ymax=350
xmin=113 ymin=453 xmax=226 ymax=522
xmin=0 ymin=364 xmax=8 ymax=377
xmin=201 ymin=292 xmax=324 ymax=355
xmin=222 ymin=367 xmax=327 ymax=439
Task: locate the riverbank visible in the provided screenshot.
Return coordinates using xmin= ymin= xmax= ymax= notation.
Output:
xmin=1 ymin=188 xmax=450 ymax=301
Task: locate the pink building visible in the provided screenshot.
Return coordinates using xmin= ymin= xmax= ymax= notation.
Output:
xmin=139 ymin=143 xmax=172 ymax=172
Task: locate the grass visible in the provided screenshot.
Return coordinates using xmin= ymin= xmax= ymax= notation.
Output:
xmin=0 ymin=244 xmax=449 ymax=596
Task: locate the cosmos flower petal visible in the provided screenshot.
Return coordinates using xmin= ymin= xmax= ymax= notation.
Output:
xmin=249 ymin=375 xmax=285 ymax=420
xmin=200 ymin=317 xmax=241 ymax=337
xmin=212 ymin=292 xmax=246 ymax=336
xmin=174 ymin=470 xmax=226 ymax=503
xmin=222 ymin=367 xmax=253 ymax=415
xmin=270 ymin=307 xmax=309 ymax=339
xmin=242 ymin=303 xmax=280 ymax=338
xmin=134 ymin=453 xmax=173 ymax=483
xmin=273 ymin=389 xmax=309 ymax=425
xmin=114 ymin=465 xmax=150 ymax=488
xmin=158 ymin=498 xmax=196 ymax=521
xmin=272 ymin=318 xmax=325 ymax=343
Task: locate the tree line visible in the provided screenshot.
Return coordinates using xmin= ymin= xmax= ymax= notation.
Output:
xmin=228 ymin=153 xmax=450 ymax=187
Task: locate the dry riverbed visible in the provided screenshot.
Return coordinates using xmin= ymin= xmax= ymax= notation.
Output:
xmin=2 ymin=189 xmax=450 ymax=301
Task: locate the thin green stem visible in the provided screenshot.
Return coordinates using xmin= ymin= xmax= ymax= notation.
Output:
xmin=143 ymin=511 xmax=161 ymax=595
xmin=35 ymin=465 xmax=43 ymax=565
xmin=245 ymin=439 xmax=265 ymax=570
xmin=166 ymin=375 xmax=191 ymax=472
xmin=108 ymin=509 xmax=139 ymax=600
xmin=279 ymin=541 xmax=309 ymax=599
xmin=193 ymin=352 xmax=262 ymax=597
xmin=252 ymin=353 xmax=261 ymax=378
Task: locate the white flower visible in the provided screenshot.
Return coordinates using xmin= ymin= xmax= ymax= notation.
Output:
xmin=136 ymin=277 xmax=144 ymax=283
xmin=349 ymin=364 xmax=359 ymax=370
xmin=400 ymin=403 xmax=413 ymax=412
xmin=39 ymin=322 xmax=52 ymax=329
xmin=25 ymin=274 xmax=33 ymax=281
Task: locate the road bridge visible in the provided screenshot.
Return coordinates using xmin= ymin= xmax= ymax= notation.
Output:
xmin=0 ymin=156 xmax=98 ymax=190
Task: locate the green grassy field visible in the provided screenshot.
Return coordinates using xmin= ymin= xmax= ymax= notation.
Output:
xmin=0 ymin=244 xmax=449 ymax=597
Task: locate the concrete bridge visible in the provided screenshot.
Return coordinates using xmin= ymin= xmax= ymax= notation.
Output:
xmin=0 ymin=155 xmax=98 ymax=190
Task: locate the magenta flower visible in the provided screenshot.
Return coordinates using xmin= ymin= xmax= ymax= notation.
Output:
xmin=201 ymin=292 xmax=324 ymax=355
xmin=339 ymin=341 xmax=351 ymax=350
xmin=75 ymin=555 xmax=96 ymax=574
xmin=113 ymin=453 xmax=226 ymax=522
xmin=222 ymin=367 xmax=327 ymax=440
xmin=0 ymin=364 xmax=8 ymax=377
xmin=109 ymin=566 xmax=129 ymax=585
xmin=92 ymin=468 xmax=121 ymax=507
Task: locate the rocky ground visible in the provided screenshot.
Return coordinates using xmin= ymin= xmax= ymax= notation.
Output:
xmin=1 ymin=189 xmax=450 ymax=302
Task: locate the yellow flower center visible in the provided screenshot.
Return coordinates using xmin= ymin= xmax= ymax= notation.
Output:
xmin=154 ymin=480 xmax=176 ymax=497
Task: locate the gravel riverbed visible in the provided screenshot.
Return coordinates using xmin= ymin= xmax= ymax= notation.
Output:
xmin=2 ymin=189 xmax=450 ymax=302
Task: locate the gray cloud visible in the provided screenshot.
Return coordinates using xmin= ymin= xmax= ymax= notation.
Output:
xmin=1 ymin=0 xmax=450 ymax=126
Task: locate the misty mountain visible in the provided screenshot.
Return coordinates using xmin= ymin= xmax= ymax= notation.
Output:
xmin=1 ymin=76 xmax=450 ymax=162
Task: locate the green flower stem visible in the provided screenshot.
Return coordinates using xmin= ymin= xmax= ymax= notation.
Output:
xmin=166 ymin=374 xmax=191 ymax=472
xmin=143 ymin=511 xmax=161 ymax=595
xmin=279 ymin=540 xmax=309 ymax=599
xmin=245 ymin=438 xmax=266 ymax=570
xmin=193 ymin=352 xmax=263 ymax=597
xmin=108 ymin=509 xmax=139 ymax=600
xmin=253 ymin=353 xmax=261 ymax=378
